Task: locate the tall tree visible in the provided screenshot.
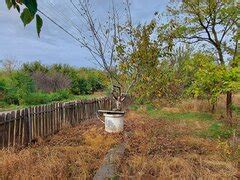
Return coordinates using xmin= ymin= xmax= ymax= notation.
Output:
xmin=159 ymin=0 xmax=239 ymax=121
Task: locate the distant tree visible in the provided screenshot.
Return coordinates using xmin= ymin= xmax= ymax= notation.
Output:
xmin=0 ymin=58 xmax=19 ymax=74
xmin=22 ymin=61 xmax=48 ymax=74
xmin=32 ymin=71 xmax=71 ymax=93
xmin=159 ymin=0 xmax=239 ymax=121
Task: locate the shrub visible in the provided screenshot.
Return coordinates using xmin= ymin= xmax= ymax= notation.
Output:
xmin=4 ymin=72 xmax=35 ymax=105
xmin=71 ymin=76 xmax=93 ymax=95
xmin=20 ymin=90 xmax=72 ymax=106
xmin=50 ymin=90 xmax=72 ymax=102
xmin=32 ymin=71 xmax=71 ymax=93
xmin=23 ymin=92 xmax=51 ymax=105
xmin=0 ymin=101 xmax=8 ymax=108
xmin=0 ymin=79 xmax=6 ymax=101
xmin=88 ymin=75 xmax=104 ymax=92
xmin=22 ymin=61 xmax=48 ymax=74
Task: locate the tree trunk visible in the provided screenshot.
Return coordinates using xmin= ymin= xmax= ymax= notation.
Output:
xmin=211 ymin=103 xmax=215 ymax=114
xmin=116 ymin=99 xmax=122 ymax=111
xmin=216 ymin=46 xmax=225 ymax=65
xmin=226 ymin=91 xmax=233 ymax=123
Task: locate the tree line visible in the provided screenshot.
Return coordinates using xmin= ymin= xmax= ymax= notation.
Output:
xmin=0 ymin=60 xmax=107 ymax=108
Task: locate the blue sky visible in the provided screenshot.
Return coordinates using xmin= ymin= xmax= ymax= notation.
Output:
xmin=0 ymin=0 xmax=169 ymax=67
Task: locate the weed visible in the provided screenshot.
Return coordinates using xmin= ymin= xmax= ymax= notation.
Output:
xmin=147 ymin=109 xmax=213 ymax=121
xmin=199 ymin=123 xmax=237 ymax=139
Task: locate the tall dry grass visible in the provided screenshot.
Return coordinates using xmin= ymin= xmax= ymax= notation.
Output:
xmin=0 ymin=120 xmax=121 ymax=179
xmin=118 ymin=111 xmax=239 ymax=179
xmin=178 ymin=94 xmax=240 ymax=113
xmin=153 ymin=93 xmax=240 ymax=114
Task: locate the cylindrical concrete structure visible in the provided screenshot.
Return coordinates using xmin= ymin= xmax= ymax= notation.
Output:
xmin=103 ymin=113 xmax=124 ymax=133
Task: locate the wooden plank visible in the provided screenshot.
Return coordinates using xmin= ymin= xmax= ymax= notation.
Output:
xmin=51 ymin=104 xmax=54 ymax=134
xmin=40 ymin=105 xmax=43 ymax=137
xmin=0 ymin=114 xmax=6 ymax=148
xmin=6 ymin=113 xmax=11 ymax=148
xmin=16 ymin=110 xmax=21 ymax=147
xmin=47 ymin=105 xmax=50 ymax=135
xmin=32 ymin=107 xmax=35 ymax=140
xmin=28 ymin=108 xmax=32 ymax=143
xmin=0 ymin=114 xmax=3 ymax=148
xmin=50 ymin=104 xmax=54 ymax=135
xmin=44 ymin=105 xmax=47 ymax=137
xmin=12 ymin=111 xmax=16 ymax=147
xmin=23 ymin=108 xmax=29 ymax=146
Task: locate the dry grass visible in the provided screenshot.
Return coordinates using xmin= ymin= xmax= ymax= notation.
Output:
xmin=0 ymin=97 xmax=239 ymax=179
xmin=178 ymin=94 xmax=240 ymax=113
xmin=118 ymin=111 xmax=239 ymax=179
xmin=0 ymin=120 xmax=122 ymax=179
xmin=155 ymin=93 xmax=240 ymax=116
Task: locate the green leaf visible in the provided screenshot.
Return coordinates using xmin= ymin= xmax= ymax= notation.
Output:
xmin=20 ymin=8 xmax=34 ymax=27
xmin=36 ymin=14 xmax=43 ymax=37
xmin=23 ymin=0 xmax=37 ymax=16
xmin=15 ymin=4 xmax=21 ymax=13
xmin=5 ymin=0 xmax=12 ymax=10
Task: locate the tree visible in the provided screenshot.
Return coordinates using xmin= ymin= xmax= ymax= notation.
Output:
xmin=4 ymin=0 xmax=139 ymax=110
xmin=0 ymin=58 xmax=19 ymax=74
xmin=159 ymin=0 xmax=239 ymax=121
xmin=32 ymin=71 xmax=71 ymax=93
xmin=5 ymin=0 xmax=43 ymax=36
xmin=115 ymin=21 xmax=160 ymax=103
xmin=4 ymin=71 xmax=35 ymax=105
xmin=22 ymin=61 xmax=48 ymax=74
xmin=35 ymin=0 xmax=139 ymax=110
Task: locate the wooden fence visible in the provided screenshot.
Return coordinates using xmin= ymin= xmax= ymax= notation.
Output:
xmin=0 ymin=97 xmax=130 ymax=149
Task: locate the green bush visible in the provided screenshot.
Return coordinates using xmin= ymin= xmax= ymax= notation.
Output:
xmin=50 ymin=90 xmax=72 ymax=102
xmin=88 ymin=75 xmax=104 ymax=92
xmin=23 ymin=92 xmax=51 ymax=105
xmin=71 ymin=76 xmax=93 ymax=95
xmin=0 ymin=79 xmax=6 ymax=101
xmin=22 ymin=90 xmax=72 ymax=106
xmin=0 ymin=101 xmax=8 ymax=108
xmin=0 ymin=63 xmax=108 ymax=108
xmin=4 ymin=72 xmax=35 ymax=105
xmin=0 ymin=80 xmax=5 ymax=91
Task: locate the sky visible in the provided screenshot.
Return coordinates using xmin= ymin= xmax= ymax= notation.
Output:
xmin=0 ymin=0 xmax=169 ymax=68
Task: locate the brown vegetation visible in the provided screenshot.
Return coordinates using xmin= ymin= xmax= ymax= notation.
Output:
xmin=0 ymin=98 xmax=239 ymax=179
xmin=0 ymin=120 xmax=121 ymax=179
xmin=32 ymin=71 xmax=71 ymax=93
xmin=118 ymin=111 xmax=239 ymax=179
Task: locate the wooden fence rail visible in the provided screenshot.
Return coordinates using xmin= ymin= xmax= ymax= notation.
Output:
xmin=0 ymin=97 xmax=130 ymax=149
